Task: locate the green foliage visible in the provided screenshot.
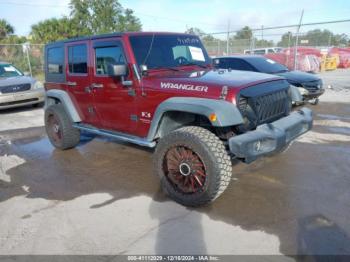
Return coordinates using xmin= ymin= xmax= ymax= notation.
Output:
xmin=31 ymin=17 xmax=79 ymax=43
xmin=234 ymin=26 xmax=253 ymax=40
xmin=30 ymin=0 xmax=142 ymax=44
xmin=0 ymin=19 xmax=14 ymax=40
xmin=278 ymin=29 xmax=349 ymax=47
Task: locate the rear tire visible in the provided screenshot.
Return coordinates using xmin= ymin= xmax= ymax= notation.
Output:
xmin=154 ymin=126 xmax=233 ymax=207
xmin=45 ymin=104 xmax=80 ymax=150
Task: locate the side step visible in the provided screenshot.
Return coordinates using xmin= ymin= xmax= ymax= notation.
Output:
xmin=72 ymin=123 xmax=156 ymax=148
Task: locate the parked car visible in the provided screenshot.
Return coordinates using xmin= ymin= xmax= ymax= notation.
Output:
xmin=213 ymin=55 xmax=325 ymax=104
xmin=44 ymin=32 xmax=312 ymax=207
xmin=0 ymin=61 xmax=45 ymax=109
xmin=243 ymin=47 xmax=283 ymax=55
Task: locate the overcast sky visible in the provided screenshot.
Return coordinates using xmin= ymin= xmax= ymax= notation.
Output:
xmin=0 ymin=0 xmax=349 ymax=40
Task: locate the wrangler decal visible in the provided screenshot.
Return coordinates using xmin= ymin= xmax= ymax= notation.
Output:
xmin=160 ymin=82 xmax=208 ymax=92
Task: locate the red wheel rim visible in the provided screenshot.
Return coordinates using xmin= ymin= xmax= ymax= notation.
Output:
xmin=47 ymin=114 xmax=62 ymax=143
xmin=163 ymin=146 xmax=207 ymax=194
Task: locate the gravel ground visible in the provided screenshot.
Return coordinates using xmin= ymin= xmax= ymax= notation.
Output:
xmin=0 ymin=69 xmax=349 ymax=258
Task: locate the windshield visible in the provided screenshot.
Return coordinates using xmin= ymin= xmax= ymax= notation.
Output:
xmin=129 ymin=34 xmax=211 ymax=70
xmin=0 ymin=64 xmax=23 ymax=77
xmin=248 ymin=57 xmax=288 ymax=74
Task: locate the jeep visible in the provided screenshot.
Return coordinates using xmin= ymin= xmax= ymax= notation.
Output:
xmin=44 ymin=32 xmax=313 ymax=207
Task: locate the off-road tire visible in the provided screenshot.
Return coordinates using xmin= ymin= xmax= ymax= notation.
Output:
xmin=154 ymin=126 xmax=233 ymax=207
xmin=45 ymin=104 xmax=80 ymax=150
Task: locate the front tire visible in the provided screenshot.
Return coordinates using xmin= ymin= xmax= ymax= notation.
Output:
xmin=45 ymin=104 xmax=80 ymax=150
xmin=154 ymin=126 xmax=233 ymax=207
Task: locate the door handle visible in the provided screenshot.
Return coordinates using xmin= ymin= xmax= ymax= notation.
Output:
xmin=67 ymin=81 xmax=77 ymax=87
xmin=91 ymin=83 xmax=104 ymax=89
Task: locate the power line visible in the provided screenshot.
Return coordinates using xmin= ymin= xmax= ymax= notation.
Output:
xmin=207 ymin=19 xmax=350 ymax=35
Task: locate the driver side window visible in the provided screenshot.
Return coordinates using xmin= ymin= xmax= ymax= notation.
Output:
xmin=95 ymin=46 xmax=125 ymax=75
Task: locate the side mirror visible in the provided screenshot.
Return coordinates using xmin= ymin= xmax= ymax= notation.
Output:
xmin=107 ymin=64 xmax=127 ymax=77
xmin=23 ymin=71 xmax=31 ymax=76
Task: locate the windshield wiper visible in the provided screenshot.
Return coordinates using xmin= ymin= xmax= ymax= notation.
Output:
xmin=152 ymin=66 xmax=180 ymax=71
xmin=182 ymin=62 xmax=209 ymax=69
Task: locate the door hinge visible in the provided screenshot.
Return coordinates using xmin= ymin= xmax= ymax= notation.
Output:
xmin=130 ymin=114 xmax=138 ymax=122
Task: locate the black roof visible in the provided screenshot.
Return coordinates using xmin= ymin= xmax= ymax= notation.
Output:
xmin=46 ymin=32 xmax=124 ymax=46
xmin=45 ymin=32 xmax=196 ymax=46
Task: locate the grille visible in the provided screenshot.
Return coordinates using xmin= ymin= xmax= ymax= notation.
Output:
xmin=253 ymin=90 xmax=289 ymax=123
xmin=239 ymin=89 xmax=289 ymax=127
xmin=302 ymin=81 xmax=320 ymax=92
xmin=0 ymin=83 xmax=31 ymax=94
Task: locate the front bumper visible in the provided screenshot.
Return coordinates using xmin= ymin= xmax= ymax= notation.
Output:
xmin=303 ymin=88 xmax=325 ymax=100
xmin=229 ymin=107 xmax=313 ymax=163
xmin=0 ymin=88 xmax=45 ymax=109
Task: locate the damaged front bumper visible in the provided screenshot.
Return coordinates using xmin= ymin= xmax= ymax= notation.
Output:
xmin=229 ymin=107 xmax=313 ymax=163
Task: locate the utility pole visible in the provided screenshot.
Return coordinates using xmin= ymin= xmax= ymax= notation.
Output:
xmin=226 ymin=20 xmax=230 ymax=55
xmin=261 ymin=25 xmax=264 ymax=41
xmin=294 ymin=9 xmax=304 ymax=70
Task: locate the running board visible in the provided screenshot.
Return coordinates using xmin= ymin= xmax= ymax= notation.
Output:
xmin=72 ymin=123 xmax=156 ymax=148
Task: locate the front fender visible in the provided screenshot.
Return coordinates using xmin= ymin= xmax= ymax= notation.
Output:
xmin=147 ymin=97 xmax=244 ymax=141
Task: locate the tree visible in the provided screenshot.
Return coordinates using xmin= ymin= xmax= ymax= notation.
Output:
xmin=31 ymin=17 xmax=79 ymax=43
xmin=277 ymin=32 xmax=294 ymax=47
xmin=278 ymin=29 xmax=349 ymax=47
xmin=0 ymin=19 xmax=14 ymax=40
xmin=234 ymin=26 xmax=253 ymax=40
xmin=69 ymin=0 xmax=141 ymax=34
xmin=30 ymin=0 xmax=142 ymax=43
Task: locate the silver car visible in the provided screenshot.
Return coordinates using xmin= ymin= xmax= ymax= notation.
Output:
xmin=0 ymin=61 xmax=45 ymax=110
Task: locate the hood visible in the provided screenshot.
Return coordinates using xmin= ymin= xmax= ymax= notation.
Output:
xmin=276 ymin=70 xmax=320 ymax=84
xmin=147 ymin=69 xmax=282 ymax=89
xmin=0 ymin=76 xmax=36 ymax=87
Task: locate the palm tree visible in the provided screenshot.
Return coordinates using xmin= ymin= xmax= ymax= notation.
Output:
xmin=0 ymin=19 xmax=14 ymax=40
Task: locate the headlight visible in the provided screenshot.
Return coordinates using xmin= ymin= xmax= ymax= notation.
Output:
xmin=32 ymin=81 xmax=44 ymax=89
xmin=298 ymin=87 xmax=309 ymax=95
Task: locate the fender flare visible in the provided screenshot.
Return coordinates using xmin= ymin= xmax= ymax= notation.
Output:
xmin=147 ymin=97 xmax=244 ymax=141
xmin=45 ymin=89 xmax=82 ymax=122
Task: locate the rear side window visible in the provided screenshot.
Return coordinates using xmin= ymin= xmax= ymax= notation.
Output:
xmin=95 ymin=46 xmax=125 ymax=75
xmin=47 ymin=47 xmax=63 ymax=74
xmin=226 ymin=59 xmax=255 ymax=71
xmin=68 ymin=44 xmax=88 ymax=74
xmin=214 ymin=58 xmax=228 ymax=69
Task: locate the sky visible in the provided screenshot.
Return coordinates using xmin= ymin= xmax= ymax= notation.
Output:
xmin=0 ymin=0 xmax=349 ymax=40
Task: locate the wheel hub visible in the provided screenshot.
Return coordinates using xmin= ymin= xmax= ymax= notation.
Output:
xmin=53 ymin=124 xmax=60 ymax=133
xmin=179 ymin=162 xmax=191 ymax=176
xmin=163 ymin=146 xmax=207 ymax=194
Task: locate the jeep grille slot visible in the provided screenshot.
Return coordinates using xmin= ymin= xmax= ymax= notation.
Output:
xmin=254 ymin=90 xmax=289 ymax=123
xmin=238 ymin=89 xmax=290 ymax=129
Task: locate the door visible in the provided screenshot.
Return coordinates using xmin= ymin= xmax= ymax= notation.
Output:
xmin=91 ymin=38 xmax=138 ymax=134
xmin=65 ymin=41 xmax=100 ymax=126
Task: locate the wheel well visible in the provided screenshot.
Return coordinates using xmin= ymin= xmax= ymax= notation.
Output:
xmin=155 ymin=111 xmax=212 ymax=139
xmin=46 ymin=96 xmax=61 ymax=106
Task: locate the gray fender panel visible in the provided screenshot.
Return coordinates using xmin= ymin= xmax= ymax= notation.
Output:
xmin=147 ymin=97 xmax=243 ymax=141
xmin=45 ymin=89 xmax=81 ymax=122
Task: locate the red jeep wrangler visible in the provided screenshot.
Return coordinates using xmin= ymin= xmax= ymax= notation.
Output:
xmin=44 ymin=32 xmax=313 ymax=206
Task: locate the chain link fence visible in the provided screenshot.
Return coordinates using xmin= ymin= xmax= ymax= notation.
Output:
xmin=0 ymin=20 xmax=349 ymax=77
